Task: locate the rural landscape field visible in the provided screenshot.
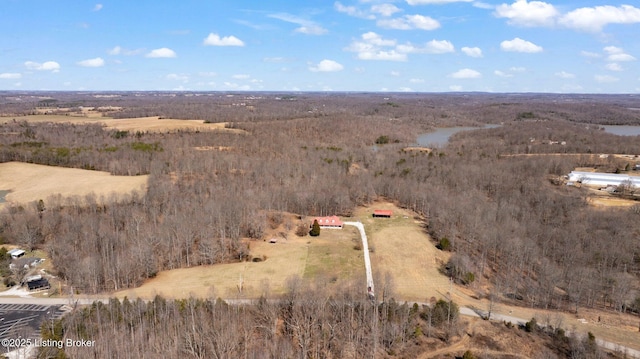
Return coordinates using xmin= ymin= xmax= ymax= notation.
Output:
xmin=1 ymin=91 xmax=640 ymax=358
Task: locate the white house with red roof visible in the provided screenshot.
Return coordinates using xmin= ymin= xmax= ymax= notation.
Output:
xmin=312 ymin=216 xmax=343 ymax=229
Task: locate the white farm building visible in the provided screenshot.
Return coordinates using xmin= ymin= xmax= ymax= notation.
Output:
xmin=567 ymin=171 xmax=640 ymax=187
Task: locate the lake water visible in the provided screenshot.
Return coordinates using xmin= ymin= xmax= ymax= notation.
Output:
xmin=417 ymin=124 xmax=501 ymax=147
xmin=0 ymin=190 xmax=8 ymax=204
xmin=601 ymin=125 xmax=640 ymax=136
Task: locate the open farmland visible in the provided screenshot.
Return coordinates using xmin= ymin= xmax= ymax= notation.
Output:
xmin=3 ymin=114 xmax=240 ymax=133
xmin=0 ymin=161 xmax=148 ymax=208
xmin=354 ymin=203 xmax=452 ymax=302
xmin=115 ymin=202 xmax=449 ymax=302
xmin=115 ymin=221 xmax=364 ymax=299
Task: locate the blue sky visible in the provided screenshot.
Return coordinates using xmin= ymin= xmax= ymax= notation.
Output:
xmin=1 ymin=0 xmax=639 ymax=93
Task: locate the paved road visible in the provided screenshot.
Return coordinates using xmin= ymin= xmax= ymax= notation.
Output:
xmin=343 ymin=221 xmax=374 ymax=296
xmin=459 ymin=306 xmax=640 ymax=358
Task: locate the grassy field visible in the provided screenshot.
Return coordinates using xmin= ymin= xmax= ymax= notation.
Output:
xmin=116 ymin=224 xmax=365 ymax=299
xmin=0 ymin=162 xmax=148 ymax=208
xmin=2 ymin=115 xmax=242 ymax=133
xmin=116 ymin=202 xmax=452 ymax=302
xmin=352 ymin=203 xmax=452 ymax=302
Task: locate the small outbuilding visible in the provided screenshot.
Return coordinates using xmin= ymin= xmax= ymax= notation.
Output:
xmin=8 ymin=248 xmax=25 ymax=259
xmin=373 ymin=210 xmax=392 ymax=218
xmin=26 ymin=277 xmax=50 ymax=291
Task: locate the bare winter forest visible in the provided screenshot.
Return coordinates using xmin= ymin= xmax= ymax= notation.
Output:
xmin=1 ymin=92 xmax=640 ymax=358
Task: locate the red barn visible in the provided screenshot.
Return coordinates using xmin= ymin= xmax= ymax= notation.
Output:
xmin=313 ymin=216 xmax=343 ymax=228
xmin=373 ymin=209 xmax=392 ymax=218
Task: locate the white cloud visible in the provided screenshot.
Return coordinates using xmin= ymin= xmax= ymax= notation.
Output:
xmin=450 ymin=68 xmax=481 ymax=79
xmin=424 ymin=39 xmax=455 ymax=53
xmin=0 ymin=73 xmax=21 ymax=79
xmin=494 ymin=70 xmax=512 ymax=78
xmin=223 ymin=82 xmax=251 ymax=90
xmin=77 ymin=57 xmax=105 ymax=67
xmin=494 ymin=0 xmax=558 ymax=27
xmin=390 ymin=71 xmax=401 ymax=76
xmin=361 ymin=32 xmax=396 ymax=46
xmin=203 ymin=33 xmax=245 ymax=46
xmin=500 ymin=37 xmax=543 ymax=53
xmin=309 ymin=59 xmax=344 ymax=72
xmin=608 ymin=54 xmax=636 ymax=62
xmin=93 ymin=4 xmax=103 ymax=11
xmin=232 ymin=74 xmax=251 ymax=79
xmin=346 ymin=32 xmax=407 ymax=61
xmin=461 ymin=46 xmax=483 ymax=58
xmin=581 ymin=51 xmax=601 ymax=58
xmin=473 ymin=2 xmax=494 ymax=9
xmin=399 ymin=39 xmax=454 ymax=54
xmin=604 ymin=46 xmax=624 ymax=55
xmin=371 ymin=4 xmax=401 ymax=17
xmin=603 ymin=46 xmax=636 ymax=62
xmin=595 ymin=75 xmax=619 ymax=83
xmin=449 ymin=85 xmax=463 ymax=91
xmin=605 ymin=63 xmax=623 ymax=72
xmin=167 ymin=73 xmax=189 ymax=82
xmin=296 ymin=25 xmax=328 ymax=35
xmin=24 ymin=61 xmax=60 ymax=72
xmin=334 ymin=2 xmax=375 ymax=19
xmin=495 ymin=67 xmax=527 ymax=77
xmin=410 ymin=78 xmax=425 ymax=83
xmin=268 ymin=13 xmax=328 ymax=35
xmin=108 ymin=46 xmax=122 ymax=55
xmin=145 ymin=48 xmax=177 ymax=58
xmin=555 ymin=71 xmax=575 ymax=79
xmin=407 ymin=0 xmax=473 ymax=4
xmin=359 ymin=50 xmax=407 ymax=61
xmin=107 ymin=46 xmax=143 ymax=56
xmin=559 ymin=5 xmax=640 ymax=32
xmin=377 ymin=14 xmax=440 ymax=30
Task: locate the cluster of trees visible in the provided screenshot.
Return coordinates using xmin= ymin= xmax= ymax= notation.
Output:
xmin=0 ymin=93 xmax=639 ymax=315
xmin=38 ymin=281 xmax=462 ymax=359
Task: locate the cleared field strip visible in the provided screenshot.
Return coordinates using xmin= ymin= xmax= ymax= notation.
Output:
xmin=353 ymin=204 xmax=452 ymax=302
xmin=0 ymin=161 xmax=148 ymax=208
xmin=2 ymin=115 xmax=243 ymax=133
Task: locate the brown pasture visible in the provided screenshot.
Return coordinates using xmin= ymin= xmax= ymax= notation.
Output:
xmin=0 ymin=162 xmax=148 ymax=208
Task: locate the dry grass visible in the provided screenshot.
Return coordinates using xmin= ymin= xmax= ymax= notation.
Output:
xmin=0 ymin=161 xmax=148 ymax=208
xmin=116 ymin=224 xmax=364 ymax=300
xmin=113 ymin=201 xmax=640 ymax=352
xmin=116 ymin=237 xmax=309 ymax=299
xmin=2 ymin=115 xmax=244 ymax=133
xmin=351 ymin=202 xmax=452 ymax=302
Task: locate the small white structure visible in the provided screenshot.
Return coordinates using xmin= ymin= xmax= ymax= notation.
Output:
xmin=7 ymin=248 xmax=25 ymax=259
xmin=567 ymin=171 xmax=640 ymax=187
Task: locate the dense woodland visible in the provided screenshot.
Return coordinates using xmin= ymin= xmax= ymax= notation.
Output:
xmin=1 ymin=92 xmax=640 ymax=315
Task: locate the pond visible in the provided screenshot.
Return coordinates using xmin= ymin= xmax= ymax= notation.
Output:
xmin=601 ymin=125 xmax=640 ymax=136
xmin=0 ymin=190 xmax=8 ymax=204
xmin=416 ymin=124 xmax=501 ymax=147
